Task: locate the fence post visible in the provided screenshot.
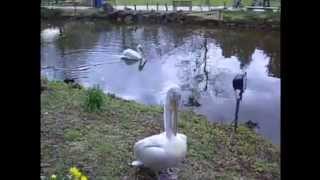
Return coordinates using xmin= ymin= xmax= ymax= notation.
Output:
xmin=157 ymin=3 xmax=159 ymax=11
xmin=165 ymin=3 xmax=168 ymax=11
xmin=134 ymin=4 xmax=136 ymax=11
xmin=147 ymin=3 xmax=149 ymax=11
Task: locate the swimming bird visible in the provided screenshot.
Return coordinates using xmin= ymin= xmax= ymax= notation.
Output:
xmin=121 ymin=44 xmax=143 ymax=61
xmin=132 ymin=87 xmax=187 ymax=178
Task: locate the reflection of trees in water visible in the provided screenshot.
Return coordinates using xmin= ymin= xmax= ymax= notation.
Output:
xmin=53 ymin=21 xmax=105 ymax=81
xmin=120 ymin=25 xmax=139 ymax=50
xmin=210 ymin=30 xmax=280 ymax=77
xmin=266 ymin=53 xmax=280 ymax=78
xmin=160 ymin=25 xmax=189 ymax=46
xmin=212 ymin=30 xmax=258 ymax=69
xmin=258 ymin=32 xmax=280 ymax=78
xmin=177 ymin=35 xmax=233 ymax=106
xmin=56 ymin=21 xmax=101 ymax=52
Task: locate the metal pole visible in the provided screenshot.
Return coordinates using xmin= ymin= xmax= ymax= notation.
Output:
xmin=234 ymin=98 xmax=240 ymax=132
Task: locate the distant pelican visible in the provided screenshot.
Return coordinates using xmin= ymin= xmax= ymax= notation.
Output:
xmin=122 ymin=44 xmax=143 ymax=61
xmin=41 ymin=28 xmax=60 ymax=42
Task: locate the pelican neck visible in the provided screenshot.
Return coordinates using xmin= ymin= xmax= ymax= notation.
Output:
xmin=164 ymin=102 xmax=178 ymax=138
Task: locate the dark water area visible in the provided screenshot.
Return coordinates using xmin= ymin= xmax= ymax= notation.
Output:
xmin=41 ymin=20 xmax=280 ymax=144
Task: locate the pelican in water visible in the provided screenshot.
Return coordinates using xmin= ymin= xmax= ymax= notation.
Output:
xmin=121 ymin=44 xmax=143 ymax=61
xmin=132 ymin=87 xmax=187 ymax=178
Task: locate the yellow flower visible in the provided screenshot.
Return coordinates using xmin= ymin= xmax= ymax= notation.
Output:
xmin=50 ymin=174 xmax=57 ymax=179
xmin=69 ymin=167 xmax=78 ymax=174
xmin=80 ymin=175 xmax=88 ymax=180
xmin=69 ymin=167 xmax=82 ymax=178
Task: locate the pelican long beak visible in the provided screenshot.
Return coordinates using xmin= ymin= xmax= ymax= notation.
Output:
xmin=172 ymin=99 xmax=178 ymax=136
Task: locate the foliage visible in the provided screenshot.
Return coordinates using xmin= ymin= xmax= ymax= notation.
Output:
xmin=84 ymin=85 xmax=105 ymax=112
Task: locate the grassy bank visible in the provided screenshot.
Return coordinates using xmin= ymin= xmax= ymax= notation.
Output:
xmin=41 ymin=79 xmax=280 ymax=179
xmin=222 ymin=10 xmax=280 ymax=24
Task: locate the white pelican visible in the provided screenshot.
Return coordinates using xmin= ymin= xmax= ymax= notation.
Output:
xmin=41 ymin=28 xmax=60 ymax=43
xmin=132 ymin=87 xmax=187 ymax=177
xmin=121 ymin=44 xmax=143 ymax=61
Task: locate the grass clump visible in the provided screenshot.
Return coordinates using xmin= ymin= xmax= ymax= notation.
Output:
xmin=64 ymin=129 xmax=83 ymax=142
xmin=84 ymin=85 xmax=105 ymax=112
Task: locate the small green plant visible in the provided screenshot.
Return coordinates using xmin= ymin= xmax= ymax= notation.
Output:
xmin=64 ymin=129 xmax=82 ymax=141
xmin=84 ymin=85 xmax=105 ymax=112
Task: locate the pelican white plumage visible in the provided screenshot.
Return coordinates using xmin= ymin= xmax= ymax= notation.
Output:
xmin=132 ymin=87 xmax=187 ymax=176
xmin=121 ymin=44 xmax=143 ymax=61
xmin=41 ymin=28 xmax=60 ymax=43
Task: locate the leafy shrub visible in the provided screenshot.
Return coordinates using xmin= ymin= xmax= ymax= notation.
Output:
xmin=84 ymin=85 xmax=105 ymax=112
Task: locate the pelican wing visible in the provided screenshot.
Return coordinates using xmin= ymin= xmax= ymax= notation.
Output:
xmin=134 ymin=145 xmax=169 ymax=170
xmin=134 ymin=133 xmax=165 ymax=153
xmin=123 ymin=49 xmax=142 ymax=60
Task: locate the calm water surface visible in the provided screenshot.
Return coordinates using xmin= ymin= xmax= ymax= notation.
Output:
xmin=41 ymin=20 xmax=280 ymax=144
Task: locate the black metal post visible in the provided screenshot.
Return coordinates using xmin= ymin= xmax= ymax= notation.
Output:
xmin=134 ymin=4 xmax=136 ymax=11
xmin=234 ymin=98 xmax=241 ymax=132
xmin=157 ymin=3 xmax=159 ymax=11
xmin=147 ymin=3 xmax=149 ymax=11
xmin=165 ymin=3 xmax=168 ymax=11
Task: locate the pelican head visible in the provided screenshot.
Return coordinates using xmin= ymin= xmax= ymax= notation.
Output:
xmin=137 ymin=44 xmax=143 ymax=53
xmin=166 ymin=87 xmax=181 ymax=110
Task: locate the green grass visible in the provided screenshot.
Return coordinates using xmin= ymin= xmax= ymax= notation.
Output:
xmin=222 ymin=10 xmax=280 ymax=24
xmin=41 ymin=80 xmax=280 ymax=179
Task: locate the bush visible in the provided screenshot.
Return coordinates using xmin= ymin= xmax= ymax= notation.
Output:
xmin=84 ymin=85 xmax=105 ymax=112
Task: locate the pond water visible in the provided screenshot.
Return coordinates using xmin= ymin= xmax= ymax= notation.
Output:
xmin=41 ymin=20 xmax=280 ymax=144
